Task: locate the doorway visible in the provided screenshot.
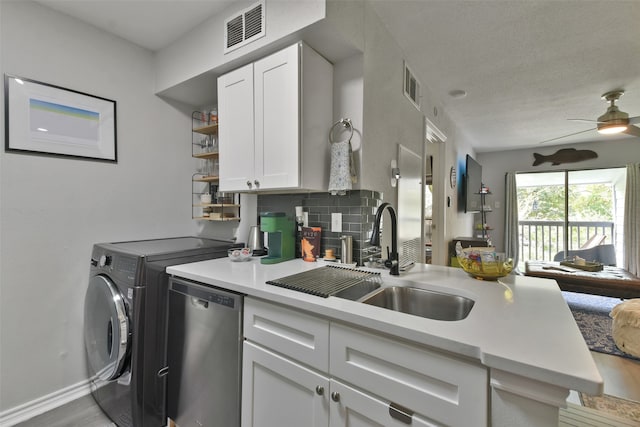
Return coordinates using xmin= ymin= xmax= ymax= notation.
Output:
xmin=397 ymin=144 xmax=423 ymax=265
xmin=424 ymin=117 xmax=446 ymax=265
xmin=424 ymin=155 xmax=433 ymax=263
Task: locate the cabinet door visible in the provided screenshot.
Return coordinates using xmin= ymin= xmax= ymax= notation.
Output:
xmin=218 ymin=63 xmax=255 ymax=192
xmin=242 ymin=341 xmax=329 ymax=427
xmin=253 ymin=43 xmax=300 ymax=190
xmin=330 ymin=380 xmax=435 ymax=427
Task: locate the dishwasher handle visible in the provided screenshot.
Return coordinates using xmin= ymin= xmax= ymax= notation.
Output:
xmin=191 ymin=297 xmax=209 ymax=309
xmin=169 ymin=278 xmax=242 ymax=311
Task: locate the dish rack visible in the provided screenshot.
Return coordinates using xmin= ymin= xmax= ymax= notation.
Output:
xmin=267 ymin=265 xmax=381 ymax=298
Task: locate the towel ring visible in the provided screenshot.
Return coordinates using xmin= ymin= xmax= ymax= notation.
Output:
xmin=329 ymin=118 xmax=353 ymax=145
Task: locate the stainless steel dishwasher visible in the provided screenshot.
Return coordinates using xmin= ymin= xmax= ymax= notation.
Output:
xmin=167 ymin=277 xmax=243 ymax=427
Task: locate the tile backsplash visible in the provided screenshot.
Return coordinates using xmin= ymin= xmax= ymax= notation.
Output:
xmin=258 ymin=190 xmax=383 ymax=266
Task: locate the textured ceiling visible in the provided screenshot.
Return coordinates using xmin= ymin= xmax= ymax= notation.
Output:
xmin=32 ymin=0 xmax=640 ymax=152
xmin=369 ymin=0 xmax=640 ymax=152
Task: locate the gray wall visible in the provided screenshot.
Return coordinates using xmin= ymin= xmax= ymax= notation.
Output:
xmin=477 ymin=139 xmax=640 ymax=253
xmin=355 ymin=3 xmax=477 ymax=265
xmin=0 ymin=1 xmax=199 ymax=415
xmin=360 ymin=3 xmax=423 ymax=201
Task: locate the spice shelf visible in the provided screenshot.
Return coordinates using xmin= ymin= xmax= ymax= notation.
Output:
xmin=191 ymin=110 xmax=239 ymax=221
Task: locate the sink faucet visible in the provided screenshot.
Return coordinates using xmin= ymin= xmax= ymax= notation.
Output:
xmin=370 ymin=202 xmax=399 ymax=276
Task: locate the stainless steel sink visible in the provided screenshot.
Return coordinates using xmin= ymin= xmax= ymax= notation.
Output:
xmin=360 ymin=286 xmax=474 ymax=321
xmin=332 ymin=280 xmax=381 ymax=300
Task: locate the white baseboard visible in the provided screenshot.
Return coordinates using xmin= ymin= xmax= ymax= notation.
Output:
xmin=0 ymin=379 xmax=92 ymax=427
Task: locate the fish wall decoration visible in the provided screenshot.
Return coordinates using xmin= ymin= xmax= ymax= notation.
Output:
xmin=532 ymin=148 xmax=598 ymax=166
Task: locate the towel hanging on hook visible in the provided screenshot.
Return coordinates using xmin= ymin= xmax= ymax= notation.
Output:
xmin=328 ymin=118 xmax=357 ymax=195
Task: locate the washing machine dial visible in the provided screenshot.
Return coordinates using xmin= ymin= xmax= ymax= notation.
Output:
xmin=99 ymin=255 xmax=112 ymax=267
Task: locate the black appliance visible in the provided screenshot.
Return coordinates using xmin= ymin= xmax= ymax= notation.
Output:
xmin=83 ymin=237 xmax=236 ymax=427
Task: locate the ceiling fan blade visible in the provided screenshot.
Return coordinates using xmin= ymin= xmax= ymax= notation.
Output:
xmin=567 ymin=118 xmax=602 ymax=123
xmin=629 ymin=116 xmax=640 ymax=125
xmin=538 ymin=128 xmax=595 ymax=144
xmin=623 ymin=125 xmax=640 ymax=137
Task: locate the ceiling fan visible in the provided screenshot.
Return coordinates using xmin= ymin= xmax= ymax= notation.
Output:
xmin=540 ymin=90 xmax=640 ymax=144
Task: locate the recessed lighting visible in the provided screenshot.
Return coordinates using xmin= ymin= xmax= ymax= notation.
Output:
xmin=448 ymin=89 xmax=467 ymax=99
xmin=15 ymin=78 xmax=24 ymax=85
xmin=36 ymin=128 xmax=48 ymax=132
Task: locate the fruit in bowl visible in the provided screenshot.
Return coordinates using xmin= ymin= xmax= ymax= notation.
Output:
xmin=228 ymin=247 xmax=252 ymax=262
xmin=456 ymin=245 xmax=513 ymax=280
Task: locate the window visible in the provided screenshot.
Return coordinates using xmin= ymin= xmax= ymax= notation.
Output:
xmin=516 ymin=167 xmax=625 ymax=267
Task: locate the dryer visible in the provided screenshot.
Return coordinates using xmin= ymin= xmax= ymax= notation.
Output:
xmin=83 ymin=237 xmax=236 ymax=427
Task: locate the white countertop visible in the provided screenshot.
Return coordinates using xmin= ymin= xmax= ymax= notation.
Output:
xmin=167 ymin=257 xmax=603 ymax=395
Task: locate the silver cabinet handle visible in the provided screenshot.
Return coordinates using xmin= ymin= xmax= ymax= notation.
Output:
xmin=246 ymin=180 xmax=252 ymax=188
xmin=331 ymin=392 xmax=340 ymax=402
xmin=389 ymin=402 xmax=413 ymax=424
xmin=315 ymin=386 xmax=324 ymax=396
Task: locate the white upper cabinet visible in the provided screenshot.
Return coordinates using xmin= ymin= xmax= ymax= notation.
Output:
xmin=253 ymin=44 xmax=300 ymax=190
xmin=218 ymin=63 xmax=255 ymax=191
xmin=218 ymin=42 xmax=333 ymax=192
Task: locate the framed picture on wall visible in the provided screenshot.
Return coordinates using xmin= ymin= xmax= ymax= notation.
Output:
xmin=4 ymin=74 xmax=117 ymax=162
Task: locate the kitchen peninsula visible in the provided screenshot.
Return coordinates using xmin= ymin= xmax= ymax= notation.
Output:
xmin=167 ymin=259 xmax=603 ymax=427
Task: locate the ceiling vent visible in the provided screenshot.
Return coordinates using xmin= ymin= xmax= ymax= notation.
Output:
xmin=224 ymin=1 xmax=266 ymax=54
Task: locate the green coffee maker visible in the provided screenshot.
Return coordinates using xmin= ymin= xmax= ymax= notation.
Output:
xmin=260 ymin=212 xmax=295 ymax=264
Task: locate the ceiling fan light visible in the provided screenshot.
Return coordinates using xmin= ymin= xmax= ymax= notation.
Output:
xmin=596 ymin=101 xmax=629 ymax=135
xmin=597 ymin=124 xmax=628 ymax=134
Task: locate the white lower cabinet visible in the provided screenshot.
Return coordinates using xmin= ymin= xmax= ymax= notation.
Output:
xmin=241 ymin=297 xmax=488 ymax=427
xmin=241 ymin=341 xmax=329 ymax=427
xmin=241 ymin=342 xmax=435 ymax=427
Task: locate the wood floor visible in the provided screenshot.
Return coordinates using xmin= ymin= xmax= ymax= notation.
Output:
xmin=566 ymin=351 xmax=640 ymax=406
xmin=563 ymin=351 xmax=640 ymax=426
xmin=592 ymin=351 xmax=640 ymax=402
xmin=12 ymin=395 xmax=114 ymax=427
xmin=560 ymin=404 xmax=640 ymax=427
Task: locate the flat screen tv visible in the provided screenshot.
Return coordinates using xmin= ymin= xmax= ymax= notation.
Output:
xmin=464 ymin=154 xmax=483 ymax=213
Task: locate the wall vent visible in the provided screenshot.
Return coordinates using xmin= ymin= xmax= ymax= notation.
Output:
xmin=403 ymin=61 xmax=421 ymax=111
xmin=224 ymin=1 xmax=266 ymax=54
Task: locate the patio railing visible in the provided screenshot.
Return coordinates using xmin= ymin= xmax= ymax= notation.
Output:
xmin=519 ymin=220 xmax=615 ymax=263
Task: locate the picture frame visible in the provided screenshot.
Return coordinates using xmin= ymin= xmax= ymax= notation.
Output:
xmin=4 ymin=74 xmax=117 ymax=162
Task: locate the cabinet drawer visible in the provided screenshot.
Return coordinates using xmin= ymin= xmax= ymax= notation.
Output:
xmin=244 ymin=297 xmax=329 ymax=371
xmin=330 ymin=380 xmax=434 ymax=427
xmin=330 ymin=323 xmax=488 ymax=427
